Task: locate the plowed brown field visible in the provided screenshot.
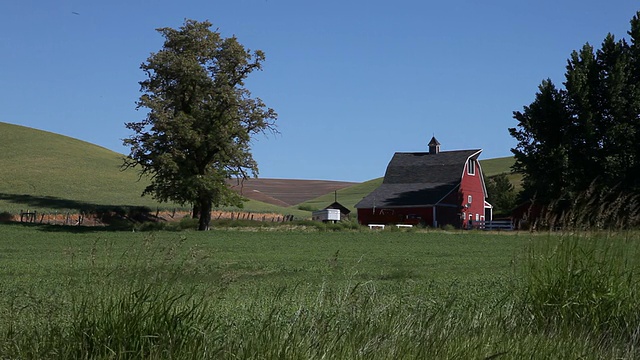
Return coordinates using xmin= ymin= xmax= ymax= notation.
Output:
xmin=227 ymin=178 xmax=358 ymax=207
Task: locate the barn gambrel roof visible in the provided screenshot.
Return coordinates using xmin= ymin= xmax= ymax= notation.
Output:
xmin=355 ymin=149 xmax=481 ymax=208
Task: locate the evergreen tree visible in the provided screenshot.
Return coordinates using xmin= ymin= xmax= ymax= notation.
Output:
xmin=510 ymin=11 xmax=640 ymax=216
xmin=564 ymin=43 xmax=601 ymax=192
xmin=629 ymin=13 xmax=640 ymax=190
xmin=509 ymin=79 xmax=571 ymax=202
xmin=484 ymin=173 xmax=516 ymax=215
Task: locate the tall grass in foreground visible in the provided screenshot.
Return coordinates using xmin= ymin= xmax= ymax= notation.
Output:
xmin=519 ymin=232 xmax=640 ymax=354
xmin=3 ymin=284 xmax=217 ymax=359
xmin=1 ymin=231 xmax=640 ymax=359
xmin=3 ymin=279 xmax=633 ymax=359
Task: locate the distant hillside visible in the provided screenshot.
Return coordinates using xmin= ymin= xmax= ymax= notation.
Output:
xmin=296 ymin=178 xmax=383 ymax=213
xmin=0 ymin=122 xmax=156 ymax=212
xmin=227 ymin=178 xmax=357 ymax=207
xmin=0 ymin=122 xmax=307 ymax=217
xmin=480 ymin=156 xmax=515 ymax=176
xmin=480 ymin=156 xmax=523 ymax=192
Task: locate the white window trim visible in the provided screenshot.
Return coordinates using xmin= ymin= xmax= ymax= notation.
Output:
xmin=467 ymin=159 xmax=476 ymax=175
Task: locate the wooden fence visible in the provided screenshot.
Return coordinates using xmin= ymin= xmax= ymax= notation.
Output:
xmin=210 ymin=210 xmax=295 ymax=222
xmin=19 ymin=210 xmax=91 ymax=226
xmin=14 ymin=209 xmax=295 ymax=226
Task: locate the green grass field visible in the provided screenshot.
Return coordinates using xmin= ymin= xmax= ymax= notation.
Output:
xmin=1 ymin=224 xmax=638 ymax=359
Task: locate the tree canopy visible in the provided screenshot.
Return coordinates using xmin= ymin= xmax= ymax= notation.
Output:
xmin=484 ymin=173 xmax=516 ymax=216
xmin=123 ymin=19 xmax=277 ymax=230
xmin=510 ymin=11 xmax=640 ymax=227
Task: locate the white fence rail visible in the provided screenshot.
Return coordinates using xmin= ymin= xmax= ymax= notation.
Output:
xmin=474 ymin=220 xmax=514 ymax=231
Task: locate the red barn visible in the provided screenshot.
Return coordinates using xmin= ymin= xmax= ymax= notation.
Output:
xmin=355 ymin=137 xmax=492 ymax=228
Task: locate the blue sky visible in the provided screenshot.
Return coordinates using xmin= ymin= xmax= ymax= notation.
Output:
xmin=1 ymin=1 xmax=638 ymax=182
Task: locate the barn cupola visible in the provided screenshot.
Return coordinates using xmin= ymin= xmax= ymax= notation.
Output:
xmin=428 ymin=136 xmax=441 ymax=154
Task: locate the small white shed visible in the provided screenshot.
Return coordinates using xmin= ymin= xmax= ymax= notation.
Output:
xmin=312 ymin=208 xmax=341 ymax=223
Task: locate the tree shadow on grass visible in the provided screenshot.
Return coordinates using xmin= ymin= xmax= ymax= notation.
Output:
xmin=0 ymin=221 xmax=131 ymax=233
xmin=0 ymin=193 xmax=167 ymax=233
xmin=0 ymin=193 xmax=134 ymax=212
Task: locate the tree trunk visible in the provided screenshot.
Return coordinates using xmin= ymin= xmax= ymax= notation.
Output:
xmin=192 ymin=204 xmax=200 ymax=219
xmin=197 ymin=198 xmax=212 ymax=231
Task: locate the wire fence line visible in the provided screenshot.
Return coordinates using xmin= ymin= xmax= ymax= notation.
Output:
xmin=11 ymin=209 xmax=296 ymax=226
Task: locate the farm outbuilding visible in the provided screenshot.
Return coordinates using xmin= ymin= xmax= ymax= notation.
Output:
xmin=324 ymin=201 xmax=351 ymax=220
xmin=312 ymin=208 xmax=341 ymax=223
xmin=312 ymin=201 xmax=351 ymax=223
xmin=355 ymin=137 xmax=492 ymax=229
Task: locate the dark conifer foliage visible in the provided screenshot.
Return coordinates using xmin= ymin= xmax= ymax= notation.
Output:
xmin=484 ymin=173 xmax=516 ymax=216
xmin=510 ymin=12 xmax=640 ymax=227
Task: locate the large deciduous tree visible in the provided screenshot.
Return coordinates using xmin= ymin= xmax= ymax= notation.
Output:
xmin=510 ymin=11 xmax=640 ymax=226
xmin=123 ymin=19 xmax=277 ymax=230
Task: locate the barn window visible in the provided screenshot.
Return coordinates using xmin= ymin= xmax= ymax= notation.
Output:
xmin=467 ymin=159 xmax=476 ymax=175
xmin=468 ymin=195 xmax=472 ymax=204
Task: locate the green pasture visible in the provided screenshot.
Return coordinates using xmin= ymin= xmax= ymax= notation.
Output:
xmin=0 ymin=122 xmax=168 ymax=211
xmin=1 ymin=224 xmax=639 ymax=359
xmin=0 ymin=224 xmax=523 ymax=288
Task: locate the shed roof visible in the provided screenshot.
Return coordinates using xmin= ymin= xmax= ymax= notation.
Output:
xmin=355 ymin=149 xmax=481 ymax=208
xmin=325 ymin=201 xmax=351 ymax=214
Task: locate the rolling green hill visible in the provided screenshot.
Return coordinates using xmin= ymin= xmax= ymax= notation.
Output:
xmin=480 ymin=156 xmax=515 ymax=176
xmin=0 ymin=122 xmax=307 ymax=217
xmin=480 ymin=156 xmax=522 ymax=191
